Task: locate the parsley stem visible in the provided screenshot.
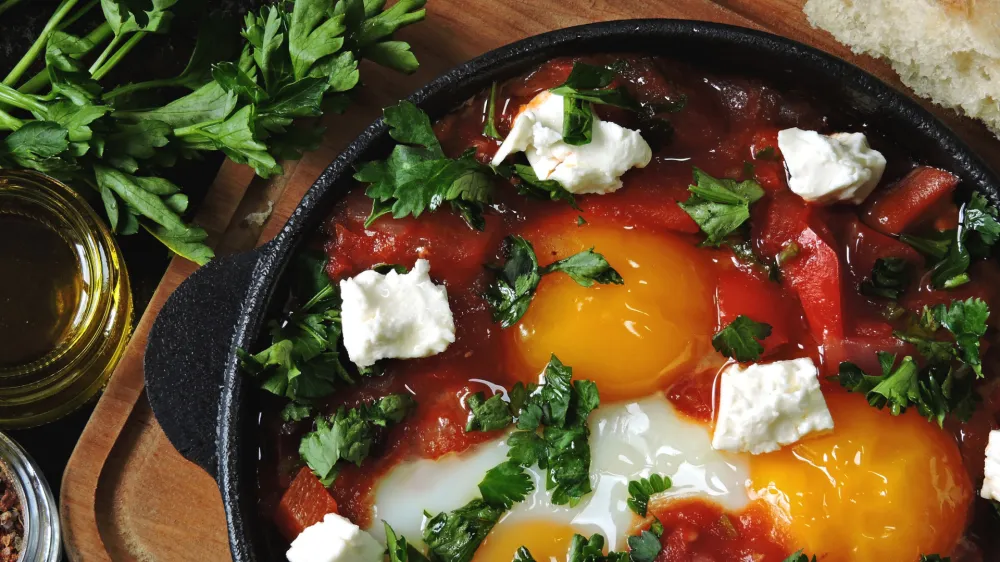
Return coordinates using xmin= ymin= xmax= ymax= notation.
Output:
xmin=172 ymin=118 xmax=225 ymax=137
xmin=0 ymin=0 xmax=25 ymax=18
xmin=88 ymin=32 xmax=123 ymax=75
xmin=57 ymin=0 xmax=98 ymax=31
xmin=3 ymin=0 xmax=81 ymax=87
xmin=0 ymin=108 xmax=24 ymax=131
xmin=0 ymin=84 xmax=48 ymax=115
xmin=91 ymin=31 xmax=146 ymax=81
xmin=17 ymin=22 xmax=113 ymax=96
xmin=102 ymin=77 xmax=181 ymax=101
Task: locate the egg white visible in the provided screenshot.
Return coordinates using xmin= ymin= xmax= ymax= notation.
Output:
xmin=366 ymin=394 xmax=748 ymax=550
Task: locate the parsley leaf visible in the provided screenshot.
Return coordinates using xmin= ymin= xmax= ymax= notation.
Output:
xmin=548 ymin=62 xmax=639 ymax=146
xmin=478 ymin=460 xmax=535 ymax=509
xmin=239 ymin=251 xmax=356 ymax=401
xmin=712 ymin=315 xmax=772 ymax=362
xmin=510 ymin=164 xmax=578 ymax=208
xmin=506 ymin=356 xmax=600 ymax=507
xmin=860 ymin=257 xmax=912 ymax=300
xmin=358 ymin=101 xmax=494 ymax=229
xmin=783 ymin=551 xmax=818 ymax=562
xmin=423 ymin=499 xmax=504 ymax=562
xmin=281 ymin=402 xmax=312 ymax=422
xmin=901 ymin=193 xmax=1000 ymax=288
xmin=626 ymin=530 xmax=662 ymax=562
xmin=836 ymin=353 xmax=978 ymax=427
xmin=894 ymin=298 xmax=990 ymax=378
xmin=679 ymin=167 xmax=764 ymax=246
xmin=567 ymin=534 xmax=627 ymax=562
xmin=299 ymin=393 xmax=416 ymax=486
xmin=513 ymin=547 xmax=536 ymax=562
xmin=483 ymin=81 xmax=502 ymax=140
xmin=423 ymin=460 xmax=533 ymax=562
xmin=627 ymin=474 xmax=672 ymax=517
xmin=485 ymin=236 xmax=623 ymax=327
xmin=385 ymin=522 xmax=430 ymax=562
xmin=919 ymin=557 xmax=950 ymax=562
xmin=465 ymin=392 xmax=515 ymax=432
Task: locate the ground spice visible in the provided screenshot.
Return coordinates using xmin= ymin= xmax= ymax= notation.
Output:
xmin=0 ymin=468 xmax=22 ymax=562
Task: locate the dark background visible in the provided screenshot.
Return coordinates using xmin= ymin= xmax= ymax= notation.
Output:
xmin=2 ymin=0 xmax=260 ymax=499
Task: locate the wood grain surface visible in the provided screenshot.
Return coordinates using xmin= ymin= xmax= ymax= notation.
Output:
xmin=59 ymin=1 xmax=1000 ymax=560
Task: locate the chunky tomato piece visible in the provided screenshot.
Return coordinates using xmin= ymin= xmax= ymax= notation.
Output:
xmin=843 ymin=217 xmax=923 ymax=287
xmin=579 ymin=160 xmax=700 ymax=234
xmin=274 ymin=467 xmax=339 ymax=541
xmin=863 ymin=166 xmax=959 ymax=235
xmin=716 ymin=267 xmax=792 ymax=355
xmin=752 ymin=190 xmax=810 ymax=258
xmin=649 ymin=499 xmax=791 ymax=562
xmin=821 ymin=335 xmax=916 ymax=378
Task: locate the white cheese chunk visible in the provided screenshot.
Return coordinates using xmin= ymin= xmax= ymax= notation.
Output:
xmin=490 ymin=91 xmax=652 ymax=194
xmin=286 ymin=513 xmax=383 ymax=562
xmin=777 ymin=128 xmax=887 ymax=205
xmin=982 ymin=430 xmax=1000 ymax=502
xmin=339 ymin=259 xmax=455 ymax=368
xmin=712 ymin=358 xmax=834 ymax=455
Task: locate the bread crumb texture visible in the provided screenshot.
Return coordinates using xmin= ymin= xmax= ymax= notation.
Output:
xmin=805 ymin=0 xmax=1000 ymax=136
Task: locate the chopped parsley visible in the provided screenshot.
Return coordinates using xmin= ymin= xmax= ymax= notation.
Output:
xmin=679 ymin=168 xmax=765 ymax=246
xmin=513 ymin=547 xmax=536 ymax=562
xmin=506 ymin=355 xmax=601 ymax=506
xmin=548 ymin=62 xmax=639 ymax=145
xmin=783 ymin=551 xmax=817 ymax=562
xmin=626 ymin=530 xmax=662 ymax=562
xmin=895 ymin=298 xmax=990 ymax=378
xmin=485 ymin=235 xmax=623 ymax=328
xmin=238 ymin=251 xmax=354 ymax=404
xmin=901 ymin=192 xmax=1000 ymax=289
xmin=577 ymin=215 xmax=587 ymax=226
xmin=835 ymin=352 xmax=978 ymax=427
xmin=385 ymin=522 xmax=430 ymax=562
xmin=298 ymin=394 xmax=416 ymax=486
xmin=464 ymin=392 xmax=514 ymax=432
xmin=860 ymin=257 xmax=912 ymax=300
xmin=483 ymin=82 xmax=502 ymax=140
xmin=358 ymin=101 xmax=494 ymax=230
xmin=422 ymin=461 xmax=534 ymax=562
xmin=627 ymin=474 xmax=672 ymax=517
xmin=509 ymin=164 xmax=578 ymax=208
xmin=712 ymin=316 xmax=773 ymax=362
xmin=567 ymin=534 xmax=628 ymax=562
xmin=919 ymin=556 xmax=950 ymax=562
xmin=280 ymin=402 xmax=312 ymax=422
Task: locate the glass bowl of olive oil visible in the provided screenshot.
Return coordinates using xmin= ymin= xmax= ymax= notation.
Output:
xmin=0 ymin=171 xmax=132 ymax=428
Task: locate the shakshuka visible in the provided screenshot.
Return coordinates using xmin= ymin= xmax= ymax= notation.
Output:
xmin=241 ymin=55 xmax=1000 ymax=562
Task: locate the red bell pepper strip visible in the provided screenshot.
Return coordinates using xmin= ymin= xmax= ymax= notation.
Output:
xmin=274 ymin=467 xmax=340 ymax=542
xmin=863 ymin=166 xmax=959 ymax=235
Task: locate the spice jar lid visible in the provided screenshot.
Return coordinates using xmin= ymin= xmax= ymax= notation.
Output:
xmin=0 ymin=431 xmax=60 ymax=562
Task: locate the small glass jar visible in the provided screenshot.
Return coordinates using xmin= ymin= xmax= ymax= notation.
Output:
xmin=0 ymin=171 xmax=133 ymax=428
xmin=0 ymin=431 xmax=60 ymax=562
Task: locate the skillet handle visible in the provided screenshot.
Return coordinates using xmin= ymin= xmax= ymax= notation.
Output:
xmin=144 ymin=247 xmax=268 ymax=478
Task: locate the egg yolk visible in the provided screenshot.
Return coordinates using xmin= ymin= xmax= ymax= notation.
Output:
xmin=748 ymin=392 xmax=972 ymax=561
xmin=474 ymin=520 xmax=578 ymax=562
xmin=505 ymin=223 xmax=716 ymax=401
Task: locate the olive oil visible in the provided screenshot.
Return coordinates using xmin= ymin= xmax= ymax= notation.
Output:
xmin=0 ymin=214 xmax=84 ymax=368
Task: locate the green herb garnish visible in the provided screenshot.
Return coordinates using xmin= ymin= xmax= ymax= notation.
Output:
xmin=679 ymin=168 xmax=765 ymax=246
xmin=626 ymin=530 xmax=662 ymax=562
xmin=548 ymin=62 xmax=639 ymax=146
xmin=485 ymin=235 xmax=623 ymax=328
xmin=783 ymin=551 xmax=818 ymax=562
xmin=358 ymin=100 xmax=494 ymax=230
xmin=299 ymin=393 xmax=416 ymax=486
xmin=465 ymin=392 xmax=515 ymax=432
xmin=385 ymin=522 xmax=430 ymax=562
xmin=861 ymin=257 xmax=911 ymax=300
xmin=483 ymin=81 xmax=501 ymax=140
xmin=626 ymin=474 xmax=672 ymax=517
xmin=511 ymin=164 xmax=577 ymax=208
xmin=712 ymin=315 xmax=772 ymax=362
xmin=894 ymin=297 xmax=989 ymax=377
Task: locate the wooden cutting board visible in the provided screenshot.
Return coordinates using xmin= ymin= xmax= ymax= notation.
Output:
xmin=59 ymin=1 xmax=1000 ymax=560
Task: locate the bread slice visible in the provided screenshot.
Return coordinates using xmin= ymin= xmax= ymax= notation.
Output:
xmin=804 ymin=0 xmax=1000 ymax=136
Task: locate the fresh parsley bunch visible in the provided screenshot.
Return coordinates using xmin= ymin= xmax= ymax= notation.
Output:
xmin=0 ymin=0 xmax=426 ymax=264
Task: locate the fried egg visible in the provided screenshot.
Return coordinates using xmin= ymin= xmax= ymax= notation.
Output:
xmin=366 ymin=394 xmax=749 ymax=558
xmin=504 ymin=221 xmax=718 ymax=402
xmin=749 ymin=392 xmax=973 ymax=560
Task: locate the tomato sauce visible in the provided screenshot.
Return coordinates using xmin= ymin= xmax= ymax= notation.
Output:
xmin=257 ymin=54 xmax=1000 ymax=560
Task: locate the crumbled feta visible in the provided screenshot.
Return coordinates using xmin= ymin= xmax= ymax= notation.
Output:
xmin=339 ymin=259 xmax=455 ymax=368
xmin=777 ymin=128 xmax=886 ymax=205
xmin=490 ymin=91 xmax=652 ymax=194
xmin=712 ymin=358 xmax=834 ymax=455
xmin=286 ymin=513 xmax=383 ymax=562
xmin=982 ymin=430 xmax=1000 ymax=502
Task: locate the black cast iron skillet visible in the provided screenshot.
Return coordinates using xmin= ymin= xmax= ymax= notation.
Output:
xmin=144 ymin=19 xmax=1000 ymax=561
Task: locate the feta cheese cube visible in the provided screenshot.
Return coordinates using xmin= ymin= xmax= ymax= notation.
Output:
xmin=491 ymin=91 xmax=652 ymax=194
xmin=982 ymin=430 xmax=1000 ymax=502
xmin=777 ymin=128 xmax=887 ymax=205
xmin=340 ymin=259 xmax=455 ymax=368
xmin=712 ymin=358 xmax=834 ymax=455
xmin=286 ymin=513 xmax=384 ymax=562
